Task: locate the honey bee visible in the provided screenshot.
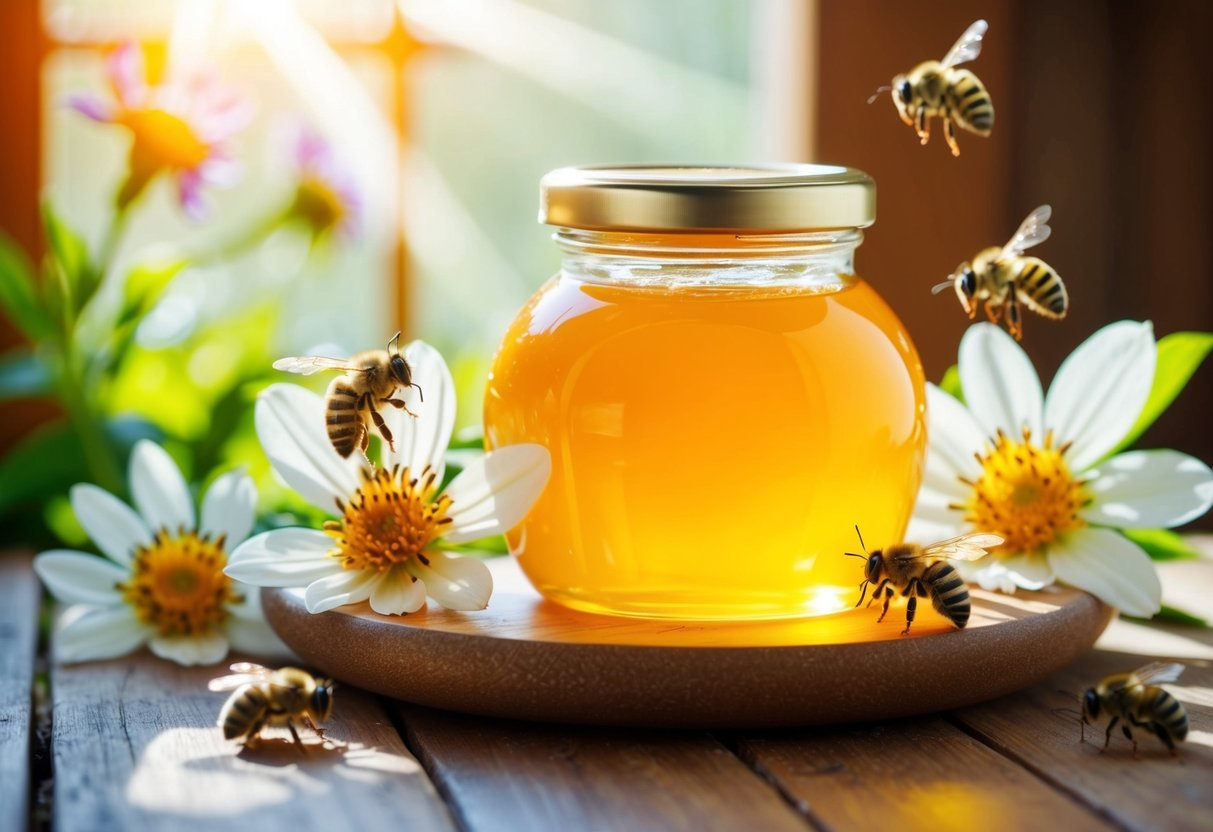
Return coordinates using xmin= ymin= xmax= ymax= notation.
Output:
xmin=884 ymin=19 xmax=994 ymax=156
xmin=845 ymin=527 xmax=1004 ymax=635
xmin=1080 ymin=662 xmax=1189 ymax=755
xmin=208 ymin=662 xmax=336 ymax=749
xmin=932 ymin=204 xmax=1067 ymax=340
xmin=273 ymin=332 xmax=424 ymax=458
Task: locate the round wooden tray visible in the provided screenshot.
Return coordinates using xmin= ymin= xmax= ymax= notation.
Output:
xmin=262 ymin=557 xmax=1113 ymax=728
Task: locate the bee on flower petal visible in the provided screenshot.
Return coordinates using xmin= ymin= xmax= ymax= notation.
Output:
xmin=879 ymin=19 xmax=994 ymax=156
xmin=1081 ymin=662 xmax=1188 ymax=756
xmin=845 ymin=527 xmax=1003 ymax=635
xmin=209 ymin=662 xmax=335 ymax=749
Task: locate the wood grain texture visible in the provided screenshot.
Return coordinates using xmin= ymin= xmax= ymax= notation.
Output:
xmin=50 ymin=647 xmax=455 ymax=832
xmin=0 ymin=555 xmax=39 ymax=832
xmin=398 ymin=704 xmax=809 ymax=832
xmin=736 ymin=717 xmax=1111 ymax=832
xmin=952 ymin=610 xmax=1213 ymax=832
xmin=264 ymin=558 xmax=1112 ymax=728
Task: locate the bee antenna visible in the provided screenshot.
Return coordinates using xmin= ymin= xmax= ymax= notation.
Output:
xmin=931 ymin=278 xmax=956 ymax=295
xmin=844 ymin=551 xmax=867 ymax=560
xmin=410 ymin=382 xmax=425 ymax=403
xmin=387 ymin=331 xmax=402 ymax=354
xmin=854 ymin=524 xmax=869 ymax=554
xmin=866 ymin=84 xmax=892 ymax=105
xmin=1051 ymin=706 xmax=1083 ymax=722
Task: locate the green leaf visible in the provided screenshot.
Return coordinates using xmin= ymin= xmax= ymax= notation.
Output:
xmin=1152 ymin=605 xmax=1208 ymax=627
xmin=1113 ymin=331 xmax=1213 ymax=453
xmin=0 ymin=348 xmax=52 ymax=401
xmin=449 ymin=425 xmax=485 ymax=450
xmin=0 ymin=232 xmax=52 ymax=341
xmin=0 ymin=421 xmax=90 ymax=514
xmin=118 ymin=258 xmax=187 ymax=324
xmin=41 ymin=203 xmax=99 ymax=315
xmin=938 ymin=364 xmax=964 ymax=402
xmin=1122 ymin=528 xmax=1203 ymax=561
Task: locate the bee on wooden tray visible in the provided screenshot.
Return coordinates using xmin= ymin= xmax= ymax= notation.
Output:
xmin=879 ymin=19 xmax=994 ymax=156
xmin=274 ymin=332 xmax=424 ymax=458
xmin=1081 ymin=662 xmax=1189 ymax=756
xmin=932 ymin=204 xmax=1067 ymax=340
xmin=209 ymin=663 xmax=336 ymax=750
xmin=845 ymin=527 xmax=1003 ymax=635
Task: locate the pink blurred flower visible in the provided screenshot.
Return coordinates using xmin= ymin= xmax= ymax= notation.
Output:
xmin=286 ymin=126 xmax=361 ymax=242
xmin=70 ymin=42 xmax=252 ymax=219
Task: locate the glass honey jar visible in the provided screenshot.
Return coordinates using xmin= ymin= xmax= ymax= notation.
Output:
xmin=485 ymin=165 xmax=925 ymax=620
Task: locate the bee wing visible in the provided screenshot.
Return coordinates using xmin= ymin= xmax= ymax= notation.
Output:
xmin=207 ymin=662 xmax=275 ymax=691
xmin=272 ymin=355 xmax=362 ymax=376
xmin=941 ymin=19 xmax=988 ymax=69
xmin=1000 ymin=205 xmax=1053 ymax=259
xmin=918 ymin=532 xmax=1005 ymax=562
xmin=1131 ymin=661 xmax=1185 ymax=686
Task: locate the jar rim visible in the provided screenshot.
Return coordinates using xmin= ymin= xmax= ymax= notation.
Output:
xmin=539 ymin=163 xmax=875 ymax=233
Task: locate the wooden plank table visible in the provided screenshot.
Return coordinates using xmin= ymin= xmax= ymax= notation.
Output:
xmin=4 ymin=549 xmax=1212 ymax=832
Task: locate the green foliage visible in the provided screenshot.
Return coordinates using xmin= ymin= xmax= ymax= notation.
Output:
xmin=1129 ymin=605 xmax=1209 ymax=627
xmin=41 ymin=203 xmax=101 ymax=319
xmin=938 ymin=364 xmax=964 ymax=401
xmin=0 ymin=232 xmax=52 ymax=341
xmin=1113 ymin=331 xmax=1213 ymax=454
xmin=1122 ymin=528 xmax=1203 ymax=561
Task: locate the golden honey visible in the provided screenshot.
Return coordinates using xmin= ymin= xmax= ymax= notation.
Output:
xmin=485 ymin=165 xmax=925 ymax=619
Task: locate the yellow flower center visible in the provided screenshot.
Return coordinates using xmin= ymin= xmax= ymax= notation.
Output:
xmin=120 ymin=530 xmax=240 ymax=637
xmin=121 ymin=108 xmax=209 ymax=169
xmin=956 ymin=428 xmax=1089 ymax=552
xmin=292 ymin=178 xmax=346 ymax=236
xmin=324 ymin=466 xmax=453 ymax=572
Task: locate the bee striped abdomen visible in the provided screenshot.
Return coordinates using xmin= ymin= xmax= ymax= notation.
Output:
xmin=948 ymin=69 xmax=994 ymax=134
xmin=1143 ymin=687 xmax=1189 ymax=743
xmin=325 ymin=377 xmax=363 ymax=458
xmin=924 ymin=561 xmax=970 ymax=628
xmin=221 ymin=685 xmax=268 ymax=740
xmin=1014 ymin=257 xmax=1068 ymax=319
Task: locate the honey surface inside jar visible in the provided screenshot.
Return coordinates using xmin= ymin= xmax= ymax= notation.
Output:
xmin=485 ymin=275 xmax=926 ymax=620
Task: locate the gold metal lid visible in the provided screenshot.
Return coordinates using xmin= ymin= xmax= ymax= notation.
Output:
xmin=539 ymin=164 xmax=875 ymax=233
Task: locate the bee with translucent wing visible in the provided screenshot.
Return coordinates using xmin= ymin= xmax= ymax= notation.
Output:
xmin=885 ymin=19 xmax=994 ymax=156
xmin=932 ymin=205 xmax=1068 ymax=340
xmin=846 ymin=528 xmax=1004 ymax=635
xmin=208 ymin=662 xmax=336 ymax=750
xmin=273 ymin=332 xmax=424 ymax=458
xmin=1081 ymin=661 xmax=1189 ymax=755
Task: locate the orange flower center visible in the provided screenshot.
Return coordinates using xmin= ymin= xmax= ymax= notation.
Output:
xmin=292 ymin=178 xmax=346 ymax=236
xmin=119 ymin=530 xmax=240 ymax=637
xmin=121 ymin=108 xmax=209 ymax=169
xmin=956 ymin=428 xmax=1089 ymax=552
xmin=324 ymin=466 xmax=453 ymax=572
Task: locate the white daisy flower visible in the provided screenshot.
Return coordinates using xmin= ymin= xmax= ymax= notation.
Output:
xmin=33 ymin=440 xmax=288 ymax=665
xmin=225 ymin=341 xmax=551 ymax=616
xmin=909 ymin=321 xmax=1213 ymax=617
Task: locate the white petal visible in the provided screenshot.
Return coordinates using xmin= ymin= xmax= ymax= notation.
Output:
xmin=992 ymin=551 xmax=1053 ymax=590
xmin=149 ymin=632 xmax=230 ymax=666
xmin=224 ymin=529 xmax=341 ymax=587
xmin=368 ymin=567 xmax=428 ymax=615
xmin=910 ymin=486 xmax=966 ymax=527
xmin=968 ymin=561 xmax=1019 ymax=594
xmin=69 ymin=484 xmax=150 ymax=567
xmin=255 ymin=384 xmax=363 ymax=513
xmin=410 ymin=551 xmax=493 ymax=610
xmin=1048 ymin=527 xmax=1161 ymax=617
xmin=442 ymin=444 xmax=552 ymax=544
xmin=54 ymin=604 xmax=150 ymax=664
xmin=924 ymin=383 xmax=987 ymax=483
xmin=200 ymin=469 xmax=256 ymax=549
xmin=129 ymin=440 xmax=195 ymax=533
xmin=1081 ymin=450 xmax=1213 ymax=529
xmin=34 ymin=551 xmax=127 ymax=605
xmin=304 ymin=569 xmax=380 ymax=613
xmin=224 ymin=617 xmax=295 ymax=661
xmin=958 ymin=323 xmax=1043 ymax=440
xmin=381 ymin=340 xmax=456 ymax=479
xmin=1044 ymin=321 xmax=1155 ymax=471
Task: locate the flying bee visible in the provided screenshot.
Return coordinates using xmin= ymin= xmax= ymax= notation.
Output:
xmin=845 ymin=527 xmax=1004 ymax=635
xmin=273 ymin=332 xmax=424 ymax=458
xmin=209 ymin=662 xmax=336 ymax=750
xmin=1081 ymin=662 xmax=1189 ymax=756
xmin=878 ymin=19 xmax=994 ymax=156
xmin=932 ymin=204 xmax=1067 ymax=340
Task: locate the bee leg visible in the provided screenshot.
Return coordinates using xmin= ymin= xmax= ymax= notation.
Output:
xmin=367 ymin=405 xmax=397 ymax=453
xmin=876 ymin=584 xmax=894 ymax=623
xmin=1006 ymin=294 xmax=1024 ymax=340
xmin=915 ymin=108 xmax=929 ymax=144
xmin=902 ymin=594 xmax=917 ymax=635
xmin=943 ymin=116 xmax=961 ymax=157
xmin=381 ymin=396 xmax=420 ymax=419
xmin=287 ymin=719 xmax=308 ymax=752
xmin=983 ymin=299 xmax=1002 ymax=324
xmin=303 ymin=713 xmax=328 ymax=741
xmin=1103 ymin=716 xmax=1119 ymax=752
